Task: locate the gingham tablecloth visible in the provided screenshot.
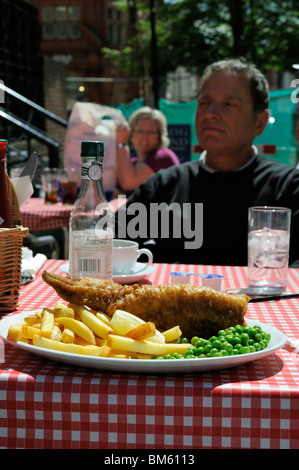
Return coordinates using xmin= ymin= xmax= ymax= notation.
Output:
xmin=20 ymin=198 xmax=73 ymax=232
xmin=0 ymin=260 xmax=299 ymax=450
xmin=19 ymin=197 xmax=125 ymax=233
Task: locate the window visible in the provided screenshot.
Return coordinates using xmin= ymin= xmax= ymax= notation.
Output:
xmin=41 ymin=7 xmax=54 ymax=22
xmin=108 ymin=7 xmax=123 ymax=47
xmin=56 ymin=23 xmax=68 ymax=39
xmin=41 ymin=5 xmax=81 ymax=40
xmin=69 ymin=23 xmax=80 ymax=39
xmin=68 ymin=6 xmax=80 ymax=21
xmin=42 ymin=23 xmax=55 ymax=40
xmin=56 ymin=6 xmax=67 ymax=21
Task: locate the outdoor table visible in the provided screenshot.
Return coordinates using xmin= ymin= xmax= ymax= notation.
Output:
xmin=20 ymin=197 xmax=126 ymax=232
xmin=20 ymin=197 xmax=73 ymax=233
xmin=0 ymin=260 xmax=299 ymax=450
xmin=19 ymin=197 xmax=126 ymax=258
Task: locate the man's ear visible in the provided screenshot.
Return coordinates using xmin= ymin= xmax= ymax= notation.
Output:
xmin=254 ymin=109 xmax=269 ymax=137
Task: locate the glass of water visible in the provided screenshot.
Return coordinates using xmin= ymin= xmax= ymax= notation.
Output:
xmin=248 ymin=206 xmax=291 ymax=292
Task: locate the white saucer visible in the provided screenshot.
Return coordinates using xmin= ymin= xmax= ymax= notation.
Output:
xmin=113 ymin=263 xmax=155 ymax=284
xmin=59 ymin=262 xmax=155 ymax=284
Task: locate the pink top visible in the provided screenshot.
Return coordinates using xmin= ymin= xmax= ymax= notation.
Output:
xmin=117 ymin=147 xmax=180 ymax=196
xmin=140 ymin=147 xmax=180 ymax=171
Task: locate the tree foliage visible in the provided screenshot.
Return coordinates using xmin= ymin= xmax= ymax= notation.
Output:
xmin=106 ymin=0 xmax=299 ymax=79
xmin=157 ymin=0 xmax=299 ymax=75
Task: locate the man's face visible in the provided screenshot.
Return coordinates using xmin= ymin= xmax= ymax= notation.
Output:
xmin=195 ymin=71 xmax=267 ymax=158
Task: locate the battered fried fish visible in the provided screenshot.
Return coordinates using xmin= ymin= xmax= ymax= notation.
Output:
xmin=42 ymin=271 xmax=249 ymax=339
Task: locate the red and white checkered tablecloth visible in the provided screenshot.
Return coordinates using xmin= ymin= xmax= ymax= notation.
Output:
xmin=0 ymin=260 xmax=299 ymax=450
xmin=20 ymin=198 xmax=72 ymax=232
xmin=19 ymin=197 xmax=124 ymax=233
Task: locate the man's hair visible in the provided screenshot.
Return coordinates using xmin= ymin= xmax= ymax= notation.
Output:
xmin=198 ymin=58 xmax=270 ymax=113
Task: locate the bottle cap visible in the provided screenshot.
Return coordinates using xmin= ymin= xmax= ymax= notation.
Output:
xmin=81 ymin=141 xmax=104 ymax=158
xmin=0 ymin=140 xmax=8 ymax=160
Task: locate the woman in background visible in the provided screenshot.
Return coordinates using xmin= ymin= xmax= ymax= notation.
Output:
xmin=115 ymin=106 xmax=180 ymax=196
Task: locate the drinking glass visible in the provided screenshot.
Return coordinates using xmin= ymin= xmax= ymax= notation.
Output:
xmin=248 ymin=206 xmax=291 ymax=292
xmin=41 ymin=168 xmax=58 ymax=204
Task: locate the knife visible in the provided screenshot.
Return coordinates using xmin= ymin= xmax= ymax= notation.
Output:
xmin=249 ymin=293 xmax=299 ymax=302
xmin=19 ymin=150 xmax=38 ymax=182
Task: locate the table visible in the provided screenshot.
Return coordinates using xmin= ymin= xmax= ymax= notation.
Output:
xmin=0 ymin=261 xmax=299 ymax=450
xmin=20 ymin=197 xmax=73 ymax=233
xmin=19 ymin=197 xmax=126 ymax=233
xmin=19 ymin=197 xmax=126 ymax=259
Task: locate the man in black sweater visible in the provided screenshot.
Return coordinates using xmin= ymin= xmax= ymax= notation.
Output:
xmin=115 ymin=58 xmax=299 ymax=267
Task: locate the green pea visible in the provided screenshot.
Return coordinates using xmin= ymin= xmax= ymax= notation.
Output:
xmin=239 ymin=346 xmax=251 ymax=354
xmin=218 ymin=329 xmax=226 ymax=337
xmin=220 ymin=349 xmax=229 ymax=356
xmin=254 ymin=333 xmax=262 ymax=342
xmin=191 ymin=336 xmax=200 ymax=346
xmin=227 ymin=326 xmax=236 ymax=334
xmin=225 ymin=335 xmax=235 ymax=344
xmin=219 ymin=336 xmax=227 ymax=343
xmin=234 ymin=324 xmax=244 ymax=334
xmin=209 ymin=348 xmax=219 ymax=356
xmin=267 ymin=333 xmax=271 ymax=340
xmin=172 ymin=353 xmax=183 ymax=359
xmin=209 ymin=335 xmax=218 ymax=343
xmin=180 ymin=337 xmax=189 ymax=344
xmin=223 ymin=342 xmax=233 ymax=352
xmin=195 ymin=346 xmax=205 ymax=355
xmin=184 ymin=348 xmax=195 ymax=356
xmin=240 ymin=333 xmax=249 ymax=345
xmin=231 ymin=336 xmax=242 ymax=346
xmin=204 ymin=343 xmax=213 ymax=354
xmin=212 ymin=351 xmax=223 ymax=357
xmin=164 ymin=354 xmax=174 ymax=359
xmin=249 ymin=327 xmax=257 ymax=338
xmin=212 ymin=340 xmax=222 ymax=351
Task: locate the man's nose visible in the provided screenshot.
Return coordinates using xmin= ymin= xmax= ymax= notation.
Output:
xmin=204 ymin=101 xmax=221 ymax=116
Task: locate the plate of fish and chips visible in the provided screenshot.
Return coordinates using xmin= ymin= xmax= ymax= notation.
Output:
xmin=0 ymin=312 xmax=286 ymax=373
xmin=0 ymin=271 xmax=287 ymax=374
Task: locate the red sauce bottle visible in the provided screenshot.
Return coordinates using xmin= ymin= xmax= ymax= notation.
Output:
xmin=0 ymin=139 xmax=13 ymax=228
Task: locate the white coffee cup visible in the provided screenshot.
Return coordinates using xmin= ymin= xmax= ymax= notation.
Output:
xmin=113 ymin=239 xmax=153 ymax=275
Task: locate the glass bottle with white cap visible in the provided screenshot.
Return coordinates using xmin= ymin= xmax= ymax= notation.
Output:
xmin=69 ymin=141 xmax=113 ymax=280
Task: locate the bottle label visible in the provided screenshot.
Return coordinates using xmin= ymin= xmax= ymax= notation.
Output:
xmin=70 ymin=229 xmax=113 ymax=279
xmin=81 ymin=161 xmax=102 ymax=181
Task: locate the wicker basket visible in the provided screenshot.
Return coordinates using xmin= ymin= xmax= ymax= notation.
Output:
xmin=0 ymin=173 xmax=28 ymax=312
xmin=0 ymin=226 xmax=29 ymax=312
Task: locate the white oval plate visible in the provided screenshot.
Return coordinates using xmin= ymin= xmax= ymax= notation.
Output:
xmin=59 ymin=262 xmax=155 ymax=284
xmin=0 ymin=313 xmax=287 ymax=374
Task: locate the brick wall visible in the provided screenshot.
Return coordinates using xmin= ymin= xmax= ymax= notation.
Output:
xmin=43 ymin=56 xmax=68 ymax=164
